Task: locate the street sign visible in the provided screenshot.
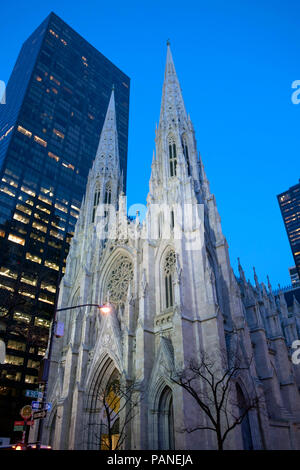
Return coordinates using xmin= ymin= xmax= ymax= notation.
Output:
xmin=25 ymin=389 xmax=43 ymax=399
xmin=33 ymin=409 xmax=47 ymax=420
xmin=20 ymin=405 xmax=32 ymax=419
xmin=31 ymin=401 xmax=43 ymax=410
xmin=32 ymin=401 xmax=52 ymax=411
xmin=14 ymin=425 xmax=24 ymax=432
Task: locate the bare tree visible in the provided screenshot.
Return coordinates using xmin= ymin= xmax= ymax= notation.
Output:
xmin=170 ymin=349 xmax=261 ymax=450
xmin=89 ymin=378 xmax=141 ymax=450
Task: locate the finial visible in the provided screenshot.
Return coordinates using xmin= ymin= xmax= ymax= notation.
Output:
xmin=166 ymin=39 xmax=170 ymax=46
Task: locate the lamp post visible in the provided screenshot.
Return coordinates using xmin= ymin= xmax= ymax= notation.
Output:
xmin=35 ymin=280 xmax=111 ymax=449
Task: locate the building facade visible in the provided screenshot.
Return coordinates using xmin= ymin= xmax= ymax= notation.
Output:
xmin=289 ymin=267 xmax=300 ymax=288
xmin=44 ymin=45 xmax=300 ymax=450
xmin=0 ymin=12 xmax=130 ymax=440
xmin=278 ymin=180 xmax=300 ymax=281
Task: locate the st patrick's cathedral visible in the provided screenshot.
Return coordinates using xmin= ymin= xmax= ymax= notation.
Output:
xmin=42 ymin=44 xmax=300 ymax=450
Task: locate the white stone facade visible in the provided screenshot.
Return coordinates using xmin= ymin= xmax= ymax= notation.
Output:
xmin=43 ymin=45 xmax=300 ymax=450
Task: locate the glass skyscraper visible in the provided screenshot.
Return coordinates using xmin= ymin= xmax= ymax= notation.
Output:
xmin=277 ymin=180 xmax=300 ymax=281
xmin=0 ymin=12 xmax=130 ymax=440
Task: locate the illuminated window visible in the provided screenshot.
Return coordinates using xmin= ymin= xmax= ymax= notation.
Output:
xmin=20 ymin=274 xmax=37 ymax=286
xmin=41 ymin=281 xmax=56 ymax=293
xmin=34 ymin=213 xmax=49 ymax=224
xmin=36 ymin=76 xmax=42 ymax=82
xmin=62 ymin=162 xmax=74 ymax=170
xmin=36 ymin=205 xmax=50 ymax=215
xmin=5 ymin=355 xmax=24 ymax=366
xmin=2 ymin=177 xmax=18 ymax=188
xmin=38 ymin=194 xmax=52 ymax=205
xmin=55 ymin=202 xmax=67 ymax=213
xmin=0 ymin=230 xmax=5 ymax=238
xmin=50 ymin=230 xmax=64 ymax=240
xmin=27 ymin=359 xmax=40 ymax=369
xmin=13 ymin=312 xmax=31 ymax=323
xmin=19 ymin=289 xmax=35 ymax=299
xmin=60 ymin=38 xmax=67 ymax=45
xmin=0 ymin=125 xmax=14 ymax=142
xmin=4 ymin=371 xmax=21 ymax=382
xmin=53 ymin=129 xmax=64 ymax=139
xmin=30 ymin=232 xmax=45 ymax=243
xmin=38 ymin=293 xmax=54 ymax=305
xmin=0 ymin=186 xmax=16 ymax=197
xmin=0 ymin=284 xmax=14 ymax=292
xmin=48 ymin=151 xmax=60 ymax=162
xmin=25 ymin=375 xmax=38 ymax=384
xmin=50 ymin=75 xmax=60 ymax=86
xmin=37 ymin=347 xmax=46 ymax=356
xmin=7 ymin=340 xmax=26 ymax=351
xmin=34 ymin=135 xmax=47 ymax=147
xmin=21 ymin=186 xmax=36 ymax=197
xmin=17 ymin=125 xmax=32 ymax=138
xmin=32 ymin=222 xmax=47 ymax=233
xmin=13 ymin=213 xmax=29 ymax=224
xmin=44 ymin=260 xmax=59 ymax=271
xmin=51 ymin=221 xmax=65 ymax=231
xmin=26 ymin=253 xmax=42 ymax=264
xmin=49 ymin=29 xmax=59 ymax=38
xmin=0 ymin=267 xmax=17 ymax=279
xmin=34 ymin=317 xmax=51 ymax=328
xmin=16 ymin=204 xmax=32 ymax=215
xmin=8 ymin=234 xmax=25 ymax=245
xmin=18 ymin=195 xmax=34 ymax=206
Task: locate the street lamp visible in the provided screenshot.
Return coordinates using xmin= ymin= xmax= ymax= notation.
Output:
xmin=35 ymin=298 xmax=112 ymax=449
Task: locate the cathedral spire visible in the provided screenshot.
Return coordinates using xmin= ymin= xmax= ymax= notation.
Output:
xmin=92 ymin=88 xmax=120 ymax=177
xmin=159 ymin=42 xmax=188 ymax=126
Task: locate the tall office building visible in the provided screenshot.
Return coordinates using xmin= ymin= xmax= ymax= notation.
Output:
xmin=277 ymin=180 xmax=300 ymax=280
xmin=0 ymin=12 xmax=130 ymax=440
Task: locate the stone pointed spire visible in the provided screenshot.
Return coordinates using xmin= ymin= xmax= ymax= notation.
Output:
xmin=159 ymin=42 xmax=188 ymax=126
xmin=238 ymin=258 xmax=246 ymax=284
xmin=92 ymin=88 xmax=120 ymax=177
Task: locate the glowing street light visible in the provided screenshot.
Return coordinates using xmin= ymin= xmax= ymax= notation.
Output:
xmin=36 ymin=300 xmax=112 ymax=448
xmin=99 ymin=302 xmax=112 ymax=314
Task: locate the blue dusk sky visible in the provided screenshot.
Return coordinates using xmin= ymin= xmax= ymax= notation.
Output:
xmin=0 ymin=0 xmax=299 ymax=288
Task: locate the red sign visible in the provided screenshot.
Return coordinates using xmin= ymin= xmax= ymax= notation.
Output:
xmin=14 ymin=421 xmax=24 ymax=426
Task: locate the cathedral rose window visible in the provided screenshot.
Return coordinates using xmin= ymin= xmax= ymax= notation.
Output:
xmin=106 ymin=255 xmax=134 ymax=304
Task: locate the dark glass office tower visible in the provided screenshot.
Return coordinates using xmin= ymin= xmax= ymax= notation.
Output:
xmin=277 ymin=180 xmax=300 ymax=281
xmin=0 ymin=12 xmax=130 ymax=440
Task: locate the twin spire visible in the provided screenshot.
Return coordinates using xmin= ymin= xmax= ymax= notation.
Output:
xmin=92 ymin=87 xmax=120 ymax=176
xmin=159 ymin=41 xmax=188 ymax=125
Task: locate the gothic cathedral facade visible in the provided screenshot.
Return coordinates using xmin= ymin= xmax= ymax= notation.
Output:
xmin=44 ymin=45 xmax=300 ymax=450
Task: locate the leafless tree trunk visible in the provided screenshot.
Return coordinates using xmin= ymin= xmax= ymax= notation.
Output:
xmin=88 ymin=378 xmax=141 ymax=450
xmin=170 ymin=349 xmax=261 ymax=450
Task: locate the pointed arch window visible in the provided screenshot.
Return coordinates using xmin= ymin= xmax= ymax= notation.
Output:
xmin=168 ymin=138 xmax=177 ymax=177
xmin=163 ymin=250 xmax=176 ymax=309
xmin=158 ymin=386 xmax=175 ymax=450
xmin=182 ymin=138 xmax=191 ymax=176
xmin=236 ymin=383 xmax=253 ymax=450
xmin=92 ymin=185 xmax=101 ymax=223
xmin=104 ymin=183 xmax=112 ymax=205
